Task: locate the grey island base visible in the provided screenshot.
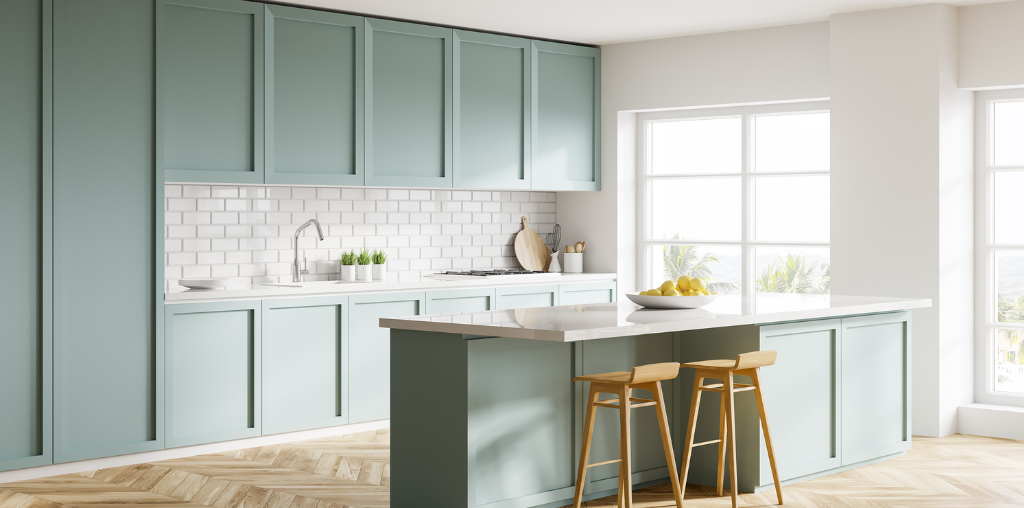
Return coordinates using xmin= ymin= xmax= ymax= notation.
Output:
xmin=381 ymin=294 xmax=931 ymax=508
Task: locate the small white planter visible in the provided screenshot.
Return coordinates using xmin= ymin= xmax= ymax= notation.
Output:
xmin=340 ymin=264 xmax=356 ymax=281
xmin=356 ymin=264 xmax=372 ymax=281
xmin=563 ymin=252 xmax=583 ymax=273
xmin=372 ymin=263 xmax=387 ymax=281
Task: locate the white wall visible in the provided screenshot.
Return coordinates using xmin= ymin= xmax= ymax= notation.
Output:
xmin=830 ymin=3 xmax=973 ymax=437
xmin=959 ymin=0 xmax=1024 ymax=90
xmin=558 ymin=22 xmax=830 ymax=299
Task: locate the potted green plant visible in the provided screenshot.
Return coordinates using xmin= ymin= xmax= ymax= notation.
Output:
xmin=372 ymin=249 xmax=388 ymax=281
xmin=340 ymin=250 xmax=356 ymax=281
xmin=356 ymin=248 xmax=373 ymax=281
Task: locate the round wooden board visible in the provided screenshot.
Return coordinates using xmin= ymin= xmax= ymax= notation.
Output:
xmin=514 ymin=216 xmax=551 ymax=271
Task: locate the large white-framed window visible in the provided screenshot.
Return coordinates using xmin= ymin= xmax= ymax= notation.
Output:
xmin=976 ymin=89 xmax=1024 ymax=404
xmin=637 ymin=101 xmax=830 ymax=314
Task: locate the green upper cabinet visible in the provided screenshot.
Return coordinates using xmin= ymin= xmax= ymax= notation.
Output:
xmin=453 ymin=31 xmax=531 ymax=190
xmin=265 ymin=6 xmax=363 ymax=186
xmin=531 ymin=41 xmax=600 ymax=191
xmin=53 ymin=0 xmax=162 ymax=463
xmin=365 ymin=19 xmax=453 ymax=188
xmin=160 ymin=0 xmax=264 ymax=184
xmin=0 ymin=0 xmax=52 ymax=473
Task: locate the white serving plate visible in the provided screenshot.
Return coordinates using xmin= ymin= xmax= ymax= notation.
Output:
xmin=625 ymin=292 xmax=718 ymax=309
xmin=179 ymin=278 xmax=231 ymax=290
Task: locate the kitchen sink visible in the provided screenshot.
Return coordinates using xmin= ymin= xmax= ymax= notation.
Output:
xmin=262 ymin=280 xmax=378 ymax=288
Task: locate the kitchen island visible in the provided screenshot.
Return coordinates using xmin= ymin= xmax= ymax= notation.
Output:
xmin=381 ymin=294 xmax=930 ymax=508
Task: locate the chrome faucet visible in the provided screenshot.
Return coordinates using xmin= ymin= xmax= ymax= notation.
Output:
xmin=292 ymin=219 xmax=325 ymax=282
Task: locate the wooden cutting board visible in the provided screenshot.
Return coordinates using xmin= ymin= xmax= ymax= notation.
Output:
xmin=514 ymin=216 xmax=551 ymax=271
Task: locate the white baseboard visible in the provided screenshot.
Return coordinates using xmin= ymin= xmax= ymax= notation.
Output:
xmin=0 ymin=419 xmax=390 ymax=484
xmin=958 ymin=404 xmax=1024 ymax=441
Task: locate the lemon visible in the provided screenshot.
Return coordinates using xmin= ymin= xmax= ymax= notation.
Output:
xmin=701 ymin=289 xmax=709 ymax=295
xmin=690 ymin=278 xmax=707 ymax=292
xmin=660 ymin=280 xmax=676 ymax=292
xmin=638 ymin=290 xmax=647 ymax=296
xmin=677 ymin=275 xmax=692 ymax=291
xmin=663 ymin=288 xmax=680 ymax=296
xmin=647 ymin=289 xmax=663 ymax=296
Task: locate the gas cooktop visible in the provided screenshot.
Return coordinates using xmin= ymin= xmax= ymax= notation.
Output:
xmin=430 ymin=269 xmax=561 ymax=280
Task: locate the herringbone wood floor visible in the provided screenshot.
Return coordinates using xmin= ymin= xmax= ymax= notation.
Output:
xmin=1 ymin=432 xmax=1022 ymax=507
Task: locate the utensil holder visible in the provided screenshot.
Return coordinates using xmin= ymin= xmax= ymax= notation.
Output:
xmin=341 ymin=264 xmax=355 ymax=281
xmin=372 ymin=263 xmax=387 ymax=281
xmin=564 ymin=252 xmax=583 ymax=273
xmin=357 ymin=264 xmax=372 ymax=281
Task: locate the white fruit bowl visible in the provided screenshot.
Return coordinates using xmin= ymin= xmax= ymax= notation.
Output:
xmin=625 ymin=292 xmax=719 ymax=310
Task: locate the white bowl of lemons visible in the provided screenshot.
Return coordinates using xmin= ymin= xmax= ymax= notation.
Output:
xmin=625 ymin=276 xmax=719 ymax=310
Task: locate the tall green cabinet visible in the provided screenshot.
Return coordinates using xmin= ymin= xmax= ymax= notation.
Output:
xmin=0 ymin=0 xmax=52 ymax=473
xmin=52 ymin=0 xmax=163 ymax=463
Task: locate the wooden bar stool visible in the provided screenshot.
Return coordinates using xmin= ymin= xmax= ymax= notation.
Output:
xmin=679 ymin=351 xmax=784 ymax=508
xmin=572 ymin=363 xmax=683 ymax=508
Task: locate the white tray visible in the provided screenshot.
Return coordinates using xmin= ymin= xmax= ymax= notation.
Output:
xmin=179 ymin=278 xmax=231 ymax=290
xmin=625 ymin=292 xmax=718 ymax=309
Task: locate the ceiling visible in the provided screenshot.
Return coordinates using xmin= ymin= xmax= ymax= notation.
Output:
xmin=275 ymin=0 xmax=997 ymax=45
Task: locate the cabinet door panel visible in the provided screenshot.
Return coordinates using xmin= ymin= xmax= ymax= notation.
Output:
xmin=263 ymin=297 xmax=349 ymax=434
xmin=165 ymin=302 xmax=261 ymax=448
xmin=453 ymin=31 xmax=530 ymax=189
xmin=841 ymin=312 xmax=910 ymax=465
xmin=0 ymin=0 xmax=52 ymax=472
xmin=266 ymin=6 xmax=363 ymax=186
xmin=559 ymin=282 xmax=616 ymax=305
xmin=532 ymin=42 xmax=600 ymax=191
xmin=161 ymin=0 xmax=264 ymax=183
xmin=425 ymin=288 xmax=494 ymax=315
xmin=758 ymin=319 xmax=842 ymax=484
xmin=365 ymin=19 xmax=452 ymax=187
xmin=53 ymin=0 xmax=161 ymax=463
xmin=495 ymin=285 xmax=558 ymax=310
xmin=349 ymin=292 xmax=425 ymax=423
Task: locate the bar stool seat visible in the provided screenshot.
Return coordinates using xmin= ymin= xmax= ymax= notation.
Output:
xmin=572 ymin=363 xmax=684 ymax=508
xmin=679 ymin=350 xmax=784 ymax=508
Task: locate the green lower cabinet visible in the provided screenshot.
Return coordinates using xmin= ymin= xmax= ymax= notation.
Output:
xmin=757 ymin=319 xmax=843 ymax=486
xmin=425 ymin=288 xmax=495 ymax=314
xmin=495 ymin=284 xmax=558 ymax=310
xmin=262 ymin=296 xmax=350 ymax=434
xmin=349 ymin=292 xmax=425 ymax=423
xmin=840 ymin=312 xmax=911 ymax=465
xmin=165 ymin=301 xmax=261 ymax=448
xmin=558 ymin=282 xmax=616 ymax=305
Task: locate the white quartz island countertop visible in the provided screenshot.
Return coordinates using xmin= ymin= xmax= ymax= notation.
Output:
xmin=165 ymin=272 xmax=616 ymax=304
xmin=380 ymin=294 xmax=932 ymax=342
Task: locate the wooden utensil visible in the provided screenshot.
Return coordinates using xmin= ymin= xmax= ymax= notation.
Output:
xmin=581 ymin=241 xmax=586 ymax=252
xmin=514 ymin=217 xmax=551 ymax=271
xmin=574 ymin=242 xmax=583 ymax=253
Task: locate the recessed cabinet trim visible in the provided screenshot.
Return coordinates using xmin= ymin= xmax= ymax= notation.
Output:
xmin=159 ymin=0 xmax=265 ymax=184
xmin=453 ymin=30 xmax=531 ymax=190
xmin=265 ymin=5 xmax=364 ymax=186
xmin=364 ymin=18 xmax=453 ymax=188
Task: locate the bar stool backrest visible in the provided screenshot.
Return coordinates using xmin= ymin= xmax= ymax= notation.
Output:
xmin=629 ymin=362 xmax=681 ymax=384
xmin=734 ymin=350 xmax=777 ymax=370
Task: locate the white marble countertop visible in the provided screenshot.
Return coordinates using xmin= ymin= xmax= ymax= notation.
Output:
xmin=379 ymin=294 xmax=932 ymax=342
xmin=164 ymin=272 xmax=617 ymax=304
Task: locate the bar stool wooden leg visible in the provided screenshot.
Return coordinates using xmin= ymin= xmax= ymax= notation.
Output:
xmin=723 ymin=372 xmax=739 ymax=508
xmin=716 ymin=390 xmax=727 ymax=497
xmin=617 ymin=462 xmax=625 ymax=508
xmin=651 ymin=381 xmax=684 ymax=508
xmin=751 ymin=368 xmax=784 ymax=505
xmin=619 ymin=385 xmax=633 ymax=508
xmin=572 ymin=385 xmax=601 ymax=508
xmin=678 ymin=373 xmax=705 ymax=499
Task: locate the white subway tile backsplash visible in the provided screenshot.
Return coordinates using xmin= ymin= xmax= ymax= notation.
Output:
xmin=165 ymin=185 xmax=556 ymax=287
